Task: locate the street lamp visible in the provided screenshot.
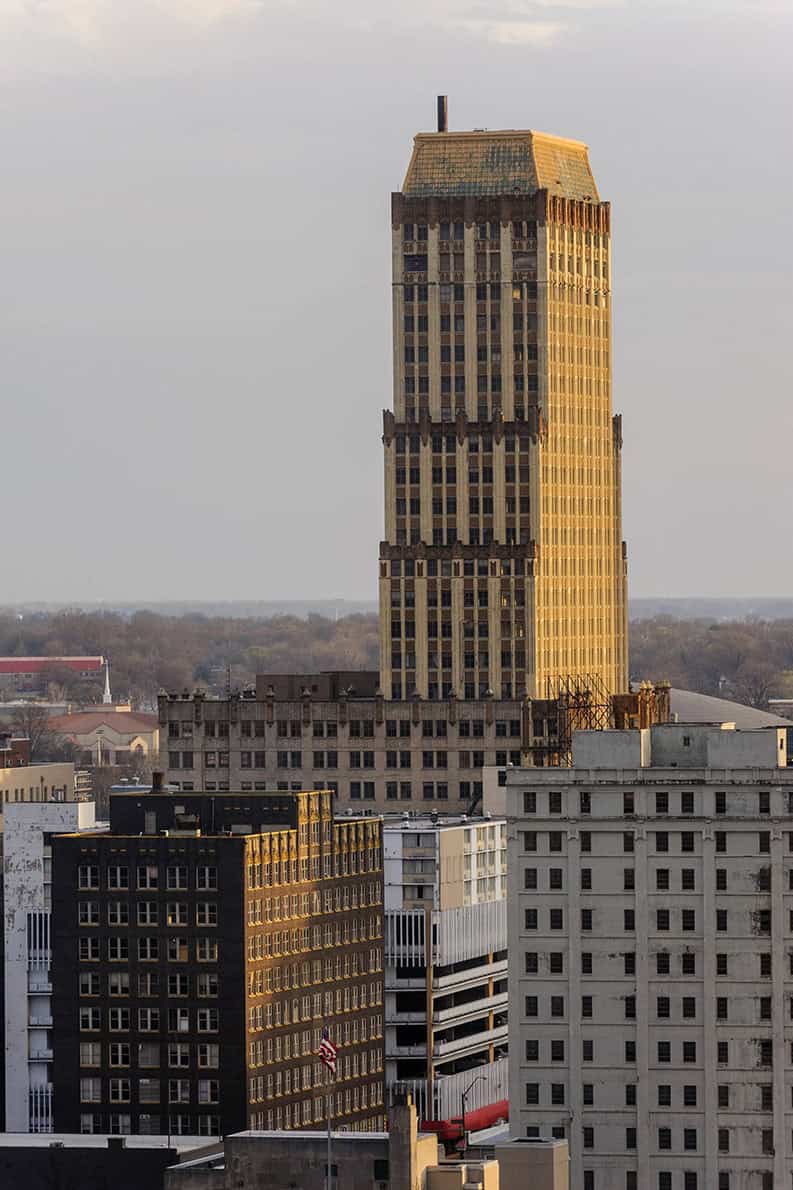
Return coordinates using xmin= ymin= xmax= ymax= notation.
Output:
xmin=460 ymin=1074 xmax=487 ymax=1157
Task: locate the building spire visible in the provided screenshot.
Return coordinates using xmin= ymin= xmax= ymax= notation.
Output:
xmin=102 ymin=659 xmax=112 ymax=705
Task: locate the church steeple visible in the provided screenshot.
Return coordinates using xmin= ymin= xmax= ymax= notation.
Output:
xmin=102 ymin=659 xmax=112 ymax=705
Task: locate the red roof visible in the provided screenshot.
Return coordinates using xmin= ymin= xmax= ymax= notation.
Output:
xmin=48 ymin=711 xmax=158 ymax=735
xmin=0 ymin=657 xmax=104 ymax=675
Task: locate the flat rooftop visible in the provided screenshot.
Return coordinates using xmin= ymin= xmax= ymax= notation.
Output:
xmin=0 ymin=1133 xmax=212 ymax=1152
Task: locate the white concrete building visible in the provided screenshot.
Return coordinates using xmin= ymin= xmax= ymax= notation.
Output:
xmin=383 ymin=812 xmax=508 ymax=1125
xmin=506 ymin=722 xmax=792 ymax=1190
xmin=3 ymin=799 xmax=101 ymax=1131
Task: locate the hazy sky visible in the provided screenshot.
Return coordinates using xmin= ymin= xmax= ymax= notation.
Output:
xmin=1 ymin=0 xmax=791 ymax=602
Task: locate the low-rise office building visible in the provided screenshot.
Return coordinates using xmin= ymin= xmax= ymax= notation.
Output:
xmin=51 ymin=788 xmax=385 ymax=1137
xmin=159 ymin=677 xmax=524 ymax=814
xmin=384 ymin=813 xmax=508 ymax=1125
xmin=506 ymin=722 xmax=792 ymax=1190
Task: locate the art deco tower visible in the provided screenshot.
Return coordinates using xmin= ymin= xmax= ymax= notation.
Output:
xmin=379 ymin=101 xmax=628 ymax=703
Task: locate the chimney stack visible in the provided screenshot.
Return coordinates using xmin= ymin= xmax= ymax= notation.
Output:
xmin=437 ymin=95 xmax=448 ymax=133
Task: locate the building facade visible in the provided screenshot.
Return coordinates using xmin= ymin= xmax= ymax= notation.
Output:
xmin=384 ymin=813 xmax=507 ymax=1124
xmin=2 ymin=800 xmax=100 ymax=1132
xmin=159 ymin=682 xmax=523 ymax=814
xmin=379 ymin=105 xmax=628 ymax=704
xmin=0 ymin=759 xmax=84 ymax=807
xmin=506 ymin=723 xmax=792 ymax=1190
xmin=51 ymin=790 xmax=385 ymax=1137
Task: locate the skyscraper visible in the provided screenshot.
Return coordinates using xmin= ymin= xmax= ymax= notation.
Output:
xmin=380 ymin=101 xmax=628 ymax=703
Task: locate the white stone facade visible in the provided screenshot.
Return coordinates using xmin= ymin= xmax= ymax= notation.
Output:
xmin=506 ymin=724 xmax=792 ymax=1190
xmin=3 ymin=800 xmax=99 ymax=1131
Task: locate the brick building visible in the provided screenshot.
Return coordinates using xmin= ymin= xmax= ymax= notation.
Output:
xmin=51 ymin=789 xmax=385 ymax=1137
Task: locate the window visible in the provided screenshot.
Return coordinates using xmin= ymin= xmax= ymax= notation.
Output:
xmin=582 ymin=996 xmax=592 ymax=1018
xmin=655 ymin=832 xmax=668 ymax=853
xmin=524 ymin=869 xmax=537 ymax=890
xmin=550 ymin=1039 xmax=564 ymax=1061
xmin=625 ymin=995 xmax=636 ymax=1019
xmin=551 ymin=996 xmax=564 ymax=1017
xmin=583 ymin=1084 xmax=593 ymax=1105
xmin=525 ymin=953 xmax=538 ymax=974
xmin=625 ymin=1041 xmax=636 ymax=1062
xmin=682 ymin=997 xmax=696 ymax=1019
xmin=656 ymin=909 xmax=670 ymax=931
xmin=681 ymin=868 xmax=695 ymax=890
xmin=658 ymin=1085 xmax=671 ymax=1106
xmin=716 ymin=954 xmax=728 ymax=976
xmin=626 ymin=1128 xmax=636 ymax=1150
xmin=549 ymin=908 xmax=563 ymax=930
xmin=623 ymin=832 xmax=634 ymax=853
xmin=656 ymin=952 xmax=670 ymax=975
xmin=550 ymin=953 xmax=564 ymax=974
xmin=683 ymin=1085 xmax=697 ymax=1106
xmin=716 ymin=868 xmax=727 ymax=891
xmin=525 ymin=1083 xmax=539 ymax=1105
xmin=551 ymin=1084 xmax=565 ymax=1105
xmin=624 ymin=953 xmax=635 ymax=975
xmin=581 ymin=868 xmax=592 ymax=890
xmin=525 ymin=1040 xmax=539 ymax=1061
xmin=657 ymin=1041 xmax=671 ymax=1063
xmin=625 ymin=1084 xmax=636 ymax=1106
xmin=682 ymin=909 xmax=696 ymax=931
xmin=583 ymin=1039 xmax=593 ymax=1062
xmin=681 ymin=791 xmax=694 ymax=814
xmin=580 ymin=831 xmax=591 ymax=852
xmin=624 ymin=869 xmax=635 ymax=891
xmin=718 ymin=1128 xmax=729 ymax=1152
xmin=718 ymin=1085 xmax=729 ymax=1108
xmin=658 ymin=1128 xmax=671 ymax=1150
xmin=583 ymin=1127 xmax=594 ymax=1150
xmin=717 ymin=1041 xmax=729 ymax=1064
xmin=759 ymin=831 xmax=770 ymax=853
xmin=581 ymin=908 xmax=593 ymax=931
xmin=78 ymin=1007 xmax=100 ymax=1032
xmin=525 ymin=996 xmax=538 ymax=1017
xmin=683 ymin=1041 xmax=697 ymax=1063
xmin=78 ymin=865 xmax=99 ymax=890
xmin=656 ymin=996 xmax=670 ymax=1019
xmin=681 ymin=953 xmax=696 ymax=975
xmin=624 ymin=909 xmax=635 ymax=931
xmin=524 ymin=908 xmax=538 ymax=930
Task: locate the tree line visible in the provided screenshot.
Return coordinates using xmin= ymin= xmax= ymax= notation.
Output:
xmin=1 ymin=608 xmax=792 ymax=713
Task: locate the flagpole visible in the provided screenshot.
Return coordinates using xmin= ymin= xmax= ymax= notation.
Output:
xmin=326 ymin=1065 xmax=332 ymax=1190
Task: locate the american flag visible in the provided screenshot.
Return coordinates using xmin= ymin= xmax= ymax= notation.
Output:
xmin=319 ymin=1026 xmax=338 ymax=1076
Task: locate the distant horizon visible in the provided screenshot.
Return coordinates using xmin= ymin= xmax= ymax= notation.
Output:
xmin=4 ymin=595 xmax=793 ymax=617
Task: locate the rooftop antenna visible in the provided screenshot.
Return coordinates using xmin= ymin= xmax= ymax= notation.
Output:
xmin=437 ymin=95 xmax=448 ymax=133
